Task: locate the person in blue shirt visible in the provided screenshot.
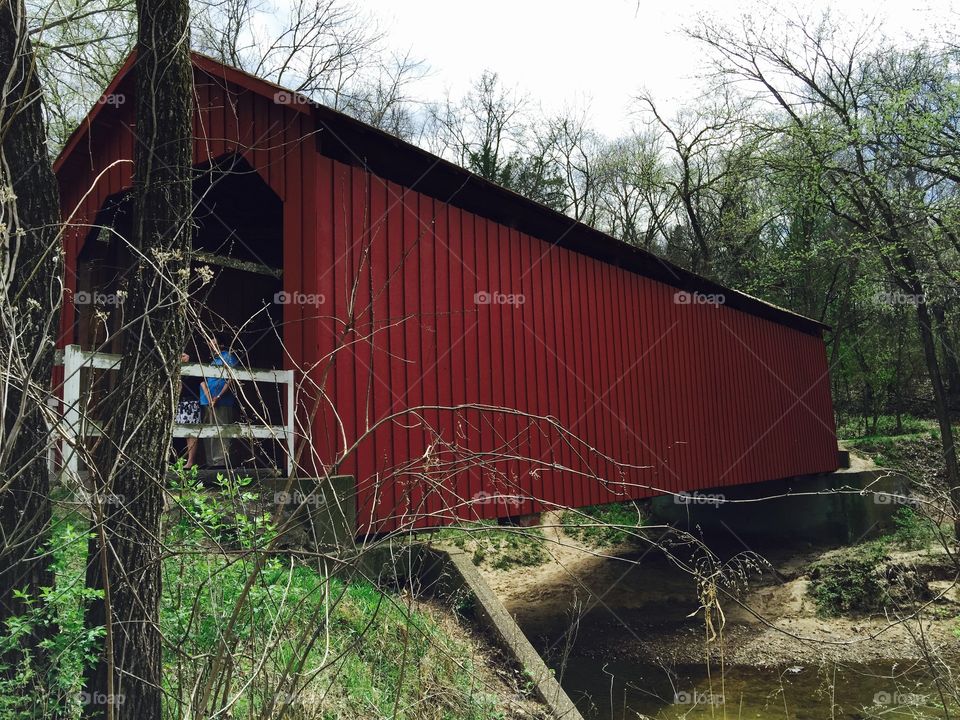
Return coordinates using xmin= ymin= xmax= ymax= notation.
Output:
xmin=200 ymin=332 xmax=239 ymax=467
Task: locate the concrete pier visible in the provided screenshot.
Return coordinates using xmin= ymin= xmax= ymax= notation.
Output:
xmin=649 ymin=466 xmax=911 ymax=544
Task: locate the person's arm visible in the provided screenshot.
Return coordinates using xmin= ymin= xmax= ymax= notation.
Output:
xmin=213 ymin=378 xmax=233 ymax=404
xmin=201 ymin=381 xmax=214 ymax=405
xmin=213 ymin=352 xmax=238 ymax=403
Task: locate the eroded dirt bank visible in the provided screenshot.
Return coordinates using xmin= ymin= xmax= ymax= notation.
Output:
xmin=476 ymin=514 xmax=960 ymax=668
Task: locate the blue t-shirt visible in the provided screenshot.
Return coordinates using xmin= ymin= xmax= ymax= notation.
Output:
xmin=201 ymin=351 xmax=238 ymax=406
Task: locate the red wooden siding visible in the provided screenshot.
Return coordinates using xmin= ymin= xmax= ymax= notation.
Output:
xmin=55 ymin=55 xmax=839 ymax=536
xmin=324 ymin=150 xmax=838 ymax=532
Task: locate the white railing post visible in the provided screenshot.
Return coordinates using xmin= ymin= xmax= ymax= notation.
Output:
xmin=53 ymin=345 xmax=296 ymax=479
xmin=60 ymin=344 xmax=83 ymax=484
xmin=46 ymin=397 xmax=59 ymax=480
xmin=285 ymin=369 xmax=295 ymax=476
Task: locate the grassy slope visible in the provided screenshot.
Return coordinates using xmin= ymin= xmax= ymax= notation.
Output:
xmin=0 ymin=498 xmax=547 ymax=720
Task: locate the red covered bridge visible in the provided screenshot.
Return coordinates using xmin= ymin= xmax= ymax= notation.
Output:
xmin=54 ymin=53 xmax=839 ymax=534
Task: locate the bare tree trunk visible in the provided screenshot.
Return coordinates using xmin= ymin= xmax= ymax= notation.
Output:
xmin=916 ymin=298 xmax=960 ymax=539
xmin=82 ymin=0 xmax=192 ymax=716
xmin=0 ymin=0 xmax=61 ymax=683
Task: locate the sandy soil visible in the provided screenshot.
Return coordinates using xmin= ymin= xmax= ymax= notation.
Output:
xmin=477 ymin=513 xmax=960 ymax=668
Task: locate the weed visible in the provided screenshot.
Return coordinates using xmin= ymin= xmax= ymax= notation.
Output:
xmin=4 ymin=496 xmax=525 ymax=718
xmin=809 ymin=542 xmax=889 ymax=616
xmin=560 ymin=502 xmax=645 ymax=548
xmin=836 ymin=414 xmax=935 ymax=440
xmin=0 ymin=521 xmax=104 ymax=719
xmin=891 ymin=507 xmax=939 ymax=550
xmin=433 ymin=522 xmax=548 ymax=570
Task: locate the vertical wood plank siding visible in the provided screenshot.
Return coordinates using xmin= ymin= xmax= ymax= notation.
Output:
xmin=56 ymin=62 xmax=839 ymax=536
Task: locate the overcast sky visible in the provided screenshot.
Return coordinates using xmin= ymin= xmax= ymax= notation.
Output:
xmin=367 ymin=0 xmax=957 ymax=138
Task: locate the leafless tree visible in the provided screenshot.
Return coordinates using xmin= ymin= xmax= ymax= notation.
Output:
xmin=192 ymin=0 xmax=427 ymax=139
xmin=427 ymin=70 xmax=526 ymax=180
xmin=593 ymin=130 xmax=674 ymax=250
xmin=543 ymin=108 xmax=602 ymax=226
xmin=29 ymin=0 xmax=135 ymax=150
xmin=636 ymin=90 xmax=761 ymax=276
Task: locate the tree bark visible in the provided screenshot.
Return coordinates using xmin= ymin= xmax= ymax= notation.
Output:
xmin=0 ymin=0 xmax=61 ymax=689
xmin=932 ymin=303 xmax=960 ymax=414
xmin=915 ymin=298 xmax=960 ymax=539
xmin=82 ymin=0 xmax=192 ymax=716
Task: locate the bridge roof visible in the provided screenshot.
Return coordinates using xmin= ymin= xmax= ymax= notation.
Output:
xmin=55 ymin=51 xmax=829 ymax=336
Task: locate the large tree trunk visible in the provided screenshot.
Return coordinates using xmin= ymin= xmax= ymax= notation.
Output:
xmin=82 ymin=0 xmax=192 ymax=716
xmin=0 ymin=0 xmax=61 ymax=690
xmin=932 ymin=303 xmax=960 ymax=414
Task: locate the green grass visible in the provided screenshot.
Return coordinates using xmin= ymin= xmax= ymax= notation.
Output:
xmin=836 ymin=414 xmax=937 ymax=441
xmin=845 ymin=429 xmax=947 ymax=476
xmin=559 ymin=502 xmax=646 ymax=548
xmin=432 ymin=521 xmax=548 ymax=570
xmin=1 ymin=502 xmax=527 ymax=720
xmin=160 ymin=501 xmax=519 ymax=719
xmin=162 ymin=547 xmax=504 ymax=719
xmin=890 ymin=507 xmax=940 ymax=550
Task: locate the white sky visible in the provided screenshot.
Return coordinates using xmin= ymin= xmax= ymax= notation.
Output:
xmin=366 ymin=0 xmax=958 ymax=138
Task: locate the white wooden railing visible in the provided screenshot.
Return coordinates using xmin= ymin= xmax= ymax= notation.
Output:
xmin=55 ymin=344 xmax=295 ymax=481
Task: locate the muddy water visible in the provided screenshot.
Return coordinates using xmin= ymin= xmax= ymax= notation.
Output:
xmin=558 ymin=657 xmax=949 ymax=719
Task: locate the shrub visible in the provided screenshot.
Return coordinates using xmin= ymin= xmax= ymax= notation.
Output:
xmin=891 ymin=507 xmax=939 ymax=550
xmin=0 ymin=521 xmax=104 ymax=720
xmin=809 ymin=542 xmax=889 ymax=616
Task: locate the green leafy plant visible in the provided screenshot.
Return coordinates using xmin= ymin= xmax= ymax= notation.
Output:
xmin=160 ymin=542 xmax=508 ymax=718
xmin=0 ymin=521 xmax=104 ymax=719
xmin=168 ymin=464 xmax=275 ymax=548
xmin=560 ymin=502 xmax=645 ymax=548
xmin=891 ymin=507 xmax=939 ymax=550
xmin=809 ymin=542 xmax=890 ymax=616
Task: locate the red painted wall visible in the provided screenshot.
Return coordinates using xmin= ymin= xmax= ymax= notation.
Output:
xmin=56 ymin=58 xmax=839 ymax=535
xmin=316 ymin=159 xmax=838 ymax=533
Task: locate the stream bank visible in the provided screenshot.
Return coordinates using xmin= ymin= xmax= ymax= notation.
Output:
xmin=473 ymin=513 xmax=960 ymax=719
